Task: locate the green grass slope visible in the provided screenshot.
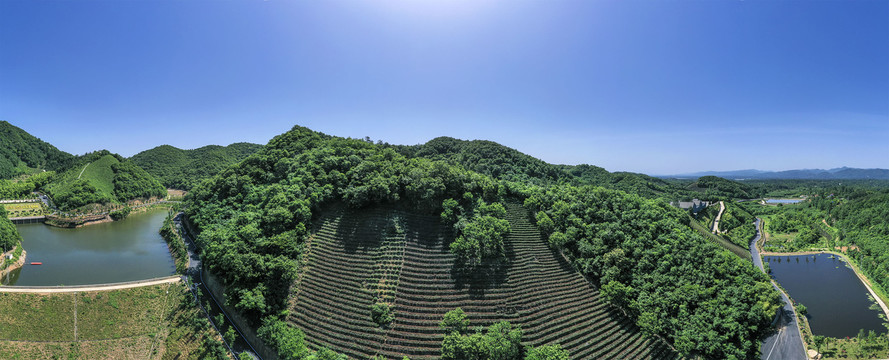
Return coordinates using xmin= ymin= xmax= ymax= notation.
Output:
xmin=0 ymin=283 xmax=231 ymax=359
xmin=131 ymin=142 xmax=262 ymax=190
xmin=45 ymin=151 xmax=165 ymax=210
xmin=0 ymin=121 xmax=75 ymax=179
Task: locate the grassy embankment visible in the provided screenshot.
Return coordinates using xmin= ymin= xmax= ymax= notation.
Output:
xmin=51 ymin=155 xmax=118 ymax=200
xmin=159 ymin=210 xmax=188 ymax=274
xmin=687 ymin=214 xmax=750 ymax=260
xmin=0 ymin=284 xmax=229 ymax=359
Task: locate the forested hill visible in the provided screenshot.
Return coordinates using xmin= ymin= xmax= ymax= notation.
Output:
xmin=396 ymin=136 xmax=566 ymax=184
xmin=560 ymin=163 xmax=684 ymax=199
xmin=185 ymin=124 xmax=781 ymax=360
xmin=44 ymin=150 xmax=165 ymax=210
xmin=131 ymin=143 xmax=262 ymax=190
xmin=688 ymin=175 xmax=764 ymax=199
xmin=398 ymin=136 xmax=688 ymax=199
xmin=0 ymin=121 xmax=75 ymax=179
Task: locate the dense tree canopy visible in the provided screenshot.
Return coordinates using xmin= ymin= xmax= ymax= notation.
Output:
xmin=691 ymin=176 xmax=764 ymax=200
xmin=0 ymin=121 xmax=75 ymax=179
xmin=186 ymin=125 xmax=784 ymax=360
xmin=131 ymin=143 xmax=262 ymax=190
xmin=439 ymin=309 xmax=567 ymax=360
xmin=524 ymin=185 xmax=781 ymax=359
xmin=0 ymin=207 xmax=22 ymax=253
xmin=0 ymin=171 xmax=54 ymax=199
xmin=186 ymin=127 xmax=509 ymax=358
xmin=826 ymin=189 xmax=889 ymax=298
xmin=396 ymin=136 xmax=697 ymax=200
xmin=445 ymin=197 xmax=511 ymax=270
xmin=111 ymin=160 xmax=166 ymax=201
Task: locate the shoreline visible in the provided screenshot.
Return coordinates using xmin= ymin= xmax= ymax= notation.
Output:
xmin=763 ymin=249 xmax=889 ymax=323
xmin=42 ymin=203 xmax=173 ymax=229
xmin=0 ymin=249 xmax=27 ymax=279
xmin=758 ymin=217 xmax=889 ymax=335
xmin=0 ymin=275 xmax=180 ymax=293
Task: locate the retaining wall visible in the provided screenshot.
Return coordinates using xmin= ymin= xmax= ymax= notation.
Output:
xmin=202 ymin=269 xmax=279 ymax=360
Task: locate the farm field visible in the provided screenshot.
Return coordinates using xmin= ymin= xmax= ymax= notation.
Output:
xmin=0 ymin=283 xmax=229 ymax=360
xmin=289 ymin=202 xmax=678 ymax=359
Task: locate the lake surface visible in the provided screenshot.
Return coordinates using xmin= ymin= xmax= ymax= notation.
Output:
xmin=766 ymin=253 xmax=886 ymax=338
xmin=765 ymin=198 xmax=804 ymax=204
xmin=2 ymin=209 xmax=175 ymax=286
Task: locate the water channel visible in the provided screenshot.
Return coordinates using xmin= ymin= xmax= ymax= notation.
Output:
xmin=2 ymin=209 xmax=175 ymax=286
xmin=766 ymin=253 xmax=886 ymax=338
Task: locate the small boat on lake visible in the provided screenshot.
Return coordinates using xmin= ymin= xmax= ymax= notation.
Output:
xmin=30 ymin=262 xmax=42 ymax=265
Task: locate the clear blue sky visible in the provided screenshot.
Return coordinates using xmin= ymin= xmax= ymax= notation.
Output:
xmin=2 ymin=0 xmax=887 ymax=175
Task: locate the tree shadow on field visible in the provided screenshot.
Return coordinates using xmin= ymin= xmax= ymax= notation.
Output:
xmin=451 ymin=258 xmax=508 ymax=299
xmin=335 ymin=207 xmax=386 ymax=254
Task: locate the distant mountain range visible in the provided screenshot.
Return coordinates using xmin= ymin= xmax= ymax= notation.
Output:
xmin=662 ymin=167 xmax=889 ymax=180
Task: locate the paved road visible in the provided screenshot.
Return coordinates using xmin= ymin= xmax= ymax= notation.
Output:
xmin=750 ymin=218 xmax=808 ymax=360
xmin=174 ymin=213 xmax=260 ymax=360
xmin=712 ymin=201 xmax=726 ymax=234
xmin=0 ymin=276 xmax=181 ymax=293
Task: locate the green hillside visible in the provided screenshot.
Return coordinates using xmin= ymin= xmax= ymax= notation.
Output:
xmin=689 ymin=175 xmax=764 ymax=199
xmin=397 ymin=136 xmax=692 ymax=200
xmin=0 ymin=121 xmax=75 ymax=179
xmin=45 ymin=151 xmax=165 ymax=210
xmin=396 ymin=136 xmax=566 ymax=184
xmin=0 ymin=206 xmax=22 ymax=253
xmin=131 ymin=142 xmax=262 ymax=190
xmin=185 ymin=125 xmax=781 ymax=359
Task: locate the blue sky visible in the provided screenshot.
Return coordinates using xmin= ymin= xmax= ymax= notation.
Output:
xmin=1 ymin=0 xmax=887 ymax=174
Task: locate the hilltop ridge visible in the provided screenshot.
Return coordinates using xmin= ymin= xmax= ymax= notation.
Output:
xmin=0 ymin=121 xmax=75 ymax=179
xmin=131 ymin=142 xmax=262 ymax=190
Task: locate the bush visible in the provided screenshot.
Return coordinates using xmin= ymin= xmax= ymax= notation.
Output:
xmin=370 ymin=302 xmax=395 ymax=327
xmin=439 ymin=308 xmax=469 ymax=334
xmin=109 ymin=207 xmax=131 ymax=221
xmin=525 ymin=345 xmax=570 ymax=360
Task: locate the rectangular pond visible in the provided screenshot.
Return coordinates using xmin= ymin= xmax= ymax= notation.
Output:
xmin=766 ymin=253 xmax=886 ymax=338
xmin=2 ymin=209 xmax=175 ymax=286
xmin=765 ymin=198 xmax=804 ymax=204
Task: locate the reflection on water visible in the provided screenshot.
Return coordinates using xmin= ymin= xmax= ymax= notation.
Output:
xmin=3 ymin=209 xmax=175 ymax=286
xmin=767 ymin=253 xmax=886 ymax=338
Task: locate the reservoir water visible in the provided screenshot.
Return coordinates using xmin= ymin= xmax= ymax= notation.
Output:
xmin=766 ymin=253 xmax=886 ymax=338
xmin=2 ymin=209 xmax=175 ymax=286
xmin=765 ymin=198 xmax=804 ymax=204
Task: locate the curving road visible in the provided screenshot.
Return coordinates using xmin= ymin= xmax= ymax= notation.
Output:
xmin=712 ymin=201 xmax=726 ymax=234
xmin=174 ymin=213 xmax=261 ymax=360
xmin=750 ymin=218 xmax=808 ymax=360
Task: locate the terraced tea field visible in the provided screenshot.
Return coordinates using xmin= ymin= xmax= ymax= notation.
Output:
xmin=289 ymin=203 xmax=677 ymax=359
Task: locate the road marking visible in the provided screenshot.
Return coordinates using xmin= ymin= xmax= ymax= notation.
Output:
xmin=765 ymin=326 xmax=783 ymax=360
